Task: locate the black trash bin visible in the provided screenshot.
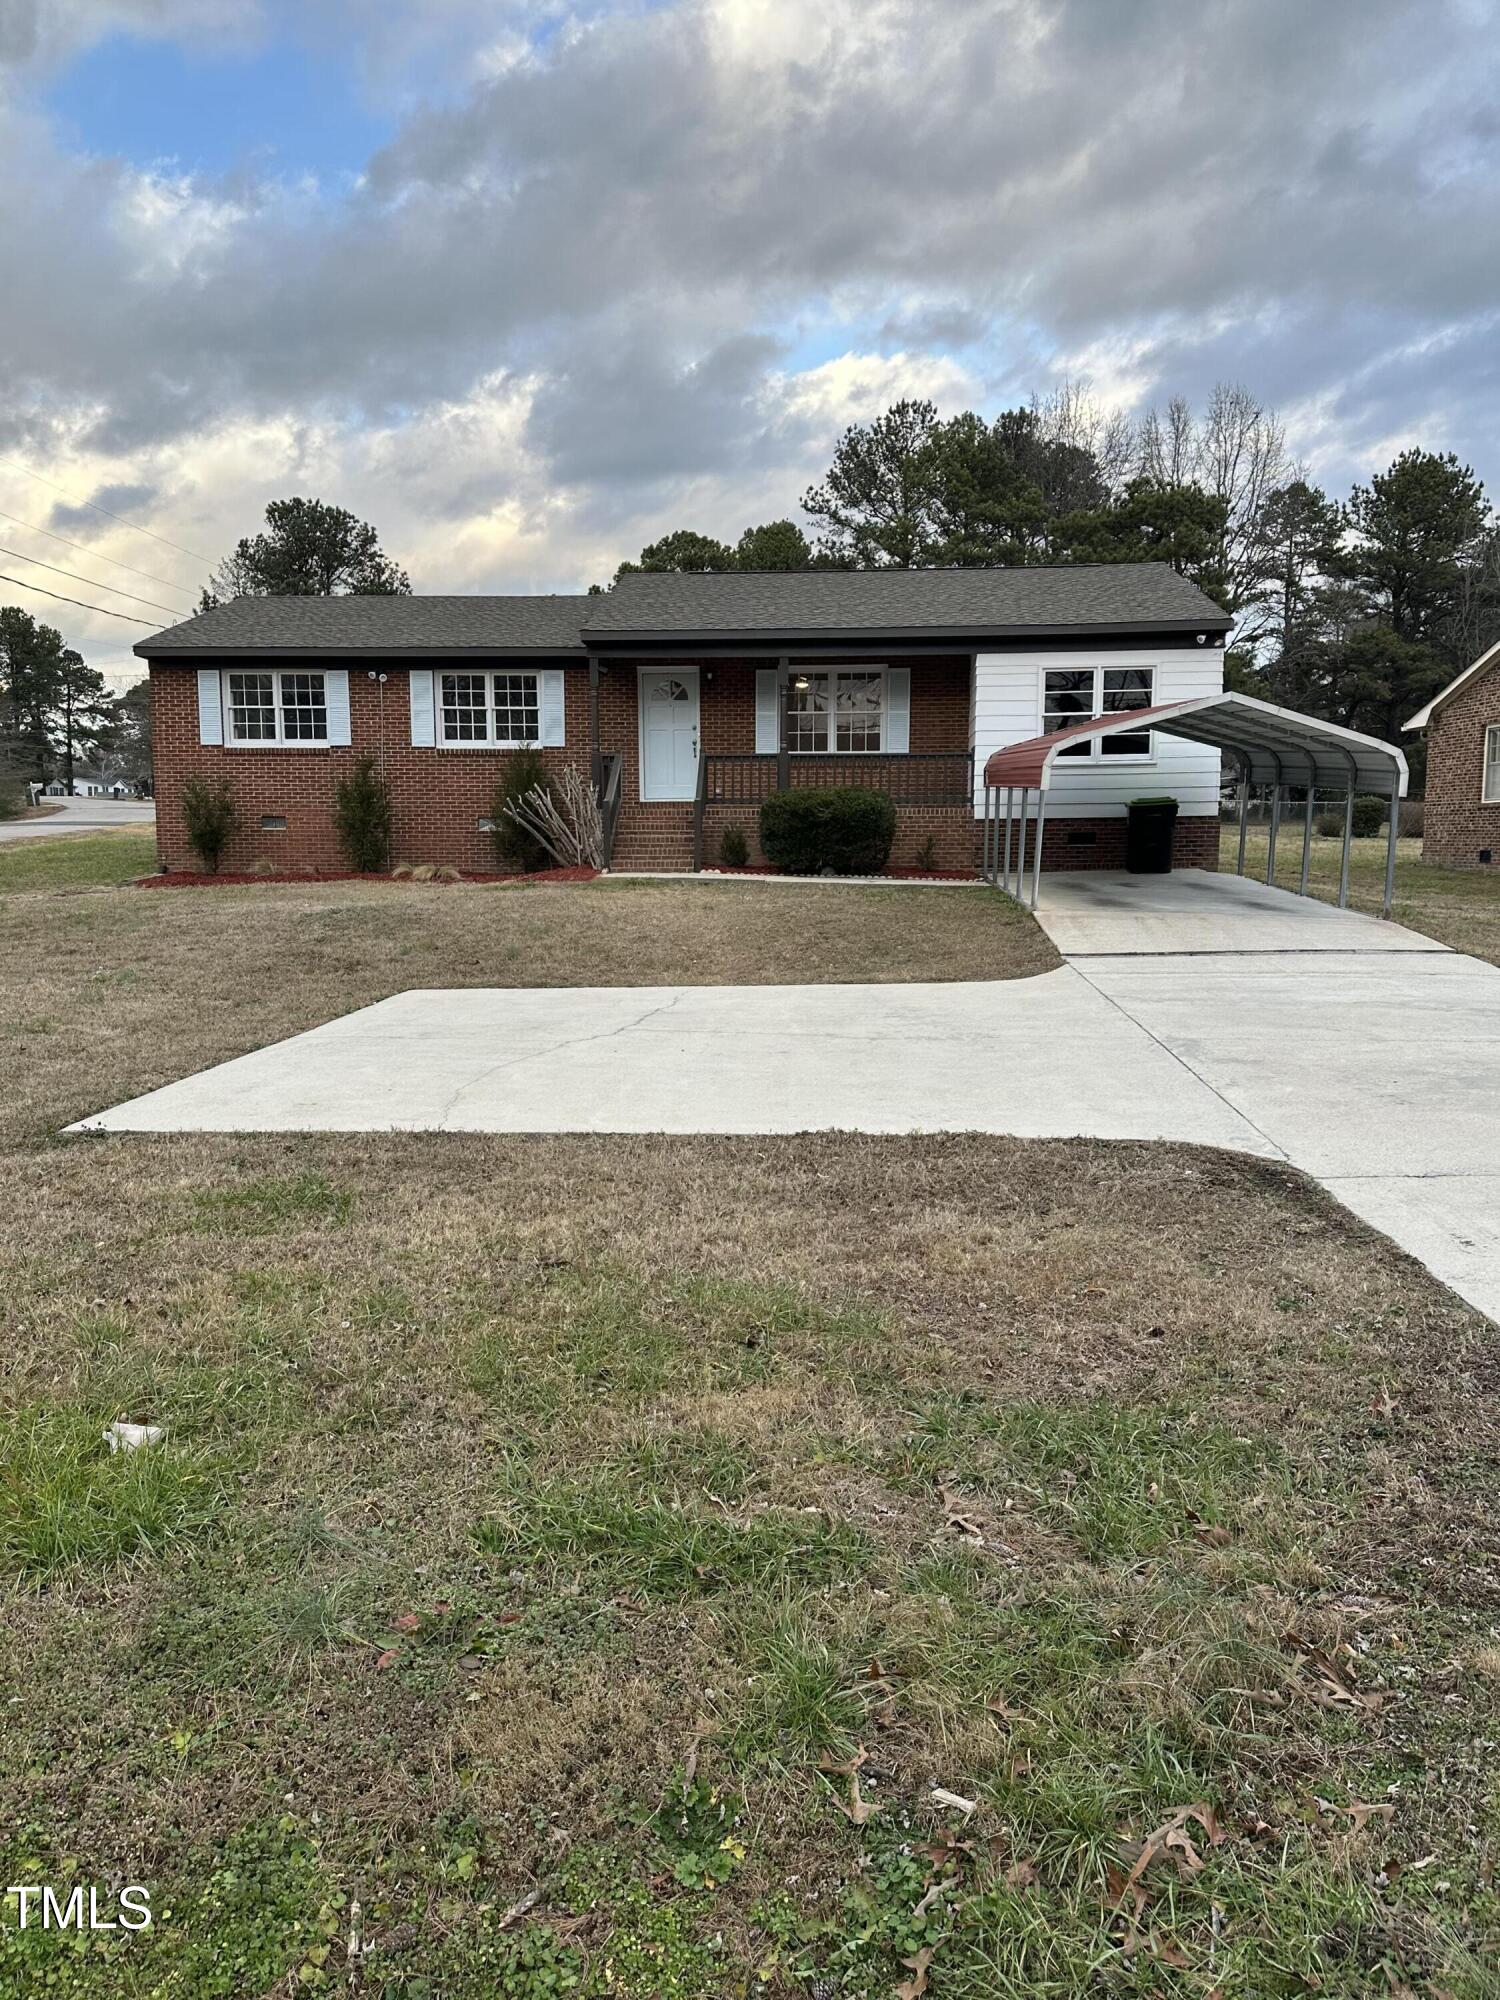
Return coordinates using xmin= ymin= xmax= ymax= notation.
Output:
xmin=1126 ymin=796 xmax=1178 ymax=874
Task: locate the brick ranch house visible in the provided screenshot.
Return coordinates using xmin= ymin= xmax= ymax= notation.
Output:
xmin=1405 ymin=637 xmax=1500 ymax=869
xmin=138 ymin=564 xmax=1232 ymax=876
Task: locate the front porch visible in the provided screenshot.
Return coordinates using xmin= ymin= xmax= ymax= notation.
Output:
xmin=590 ymin=653 xmax=977 ymax=873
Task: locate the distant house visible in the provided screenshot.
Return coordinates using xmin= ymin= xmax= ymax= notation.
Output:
xmin=135 ymin=565 xmax=1234 ymax=875
xmin=1405 ymin=638 xmax=1500 ymax=868
xmin=43 ymin=766 xmax=131 ymax=798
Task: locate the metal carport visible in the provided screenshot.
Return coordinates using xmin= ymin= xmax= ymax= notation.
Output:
xmin=980 ymin=691 xmax=1409 ymax=915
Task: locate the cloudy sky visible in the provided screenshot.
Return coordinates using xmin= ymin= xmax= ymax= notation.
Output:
xmin=1 ymin=0 xmax=1497 ymax=683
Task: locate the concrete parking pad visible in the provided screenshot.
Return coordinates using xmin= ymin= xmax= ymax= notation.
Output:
xmin=70 ymin=969 xmax=1276 ymax=1152
xmin=70 ymin=868 xmax=1500 ymax=1324
xmin=1033 ymin=868 xmax=1448 ymax=956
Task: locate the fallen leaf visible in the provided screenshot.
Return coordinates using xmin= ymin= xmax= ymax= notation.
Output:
xmin=1005 ymin=1858 xmax=1039 ymax=1889
xmin=818 ymin=1745 xmax=869 ymax=1779
xmin=1344 ymin=1800 xmax=1396 ymax=1833
xmin=391 ymin=1613 xmax=422 ymax=1635
xmin=1116 ymin=1803 xmax=1225 ymax=1901
xmin=374 ymin=1648 xmax=399 ymax=1671
xmin=836 ymin=1772 xmax=878 ymax=1825
xmin=895 ymin=1945 xmax=935 ymax=1999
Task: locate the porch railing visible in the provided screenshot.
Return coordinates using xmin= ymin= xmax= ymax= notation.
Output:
xmin=692 ymin=750 xmax=973 ymax=869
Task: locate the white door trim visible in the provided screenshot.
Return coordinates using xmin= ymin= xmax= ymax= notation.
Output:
xmin=637 ymin=666 xmax=701 ymax=802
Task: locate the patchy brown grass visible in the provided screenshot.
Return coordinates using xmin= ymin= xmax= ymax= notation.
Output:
xmin=0 ymin=865 xmax=1496 ymax=1996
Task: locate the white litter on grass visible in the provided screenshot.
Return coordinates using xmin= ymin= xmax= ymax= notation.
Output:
xmin=104 ymin=1421 xmax=165 ymax=1453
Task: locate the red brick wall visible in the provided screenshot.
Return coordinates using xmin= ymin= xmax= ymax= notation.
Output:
xmin=151 ymin=664 xmax=592 ymax=873
xmin=1420 ymin=662 xmax=1500 ymax=868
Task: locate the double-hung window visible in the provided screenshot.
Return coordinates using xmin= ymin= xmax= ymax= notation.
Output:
xmin=786 ymin=669 xmax=886 ymax=753
xmin=1484 ymin=723 xmax=1500 ymax=804
xmin=227 ymin=669 xmax=328 ymax=744
xmin=440 ymin=671 xmax=541 ymax=747
xmin=1041 ymin=665 xmax=1154 ymax=759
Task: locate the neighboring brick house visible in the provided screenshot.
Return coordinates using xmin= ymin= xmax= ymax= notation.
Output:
xmin=136 ymin=565 xmax=1232 ymax=876
xmin=1405 ymin=639 xmax=1500 ymax=869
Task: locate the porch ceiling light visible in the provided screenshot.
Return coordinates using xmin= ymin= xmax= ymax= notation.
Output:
xmin=792 ymin=673 xmax=810 ymax=690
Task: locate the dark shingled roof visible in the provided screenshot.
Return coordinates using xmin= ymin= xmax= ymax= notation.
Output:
xmin=135 ymin=594 xmax=590 ymax=658
xmin=582 ymin=564 xmax=1230 ymax=639
xmin=136 ymin=564 xmax=1230 ymax=658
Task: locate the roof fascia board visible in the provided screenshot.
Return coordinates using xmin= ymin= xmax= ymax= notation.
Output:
xmin=586 ymin=623 xmax=1228 ymax=654
xmin=1402 ymin=637 xmax=1500 ymax=731
xmin=136 ymin=644 xmax=588 ymax=661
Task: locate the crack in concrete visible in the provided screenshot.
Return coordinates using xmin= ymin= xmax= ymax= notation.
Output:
xmin=433 ymin=989 xmax=689 ymax=1126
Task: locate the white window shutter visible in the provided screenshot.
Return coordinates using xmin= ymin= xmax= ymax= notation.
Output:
xmin=886 ymin=668 xmax=911 ymax=753
xmin=324 ymin=670 xmax=351 ymax=746
xmin=539 ymin=670 xmax=566 ymax=747
xmin=755 ymin=669 xmax=779 ymax=754
xmin=196 ymin=668 xmax=224 ymax=745
xmin=409 ymin=668 xmax=436 ymax=747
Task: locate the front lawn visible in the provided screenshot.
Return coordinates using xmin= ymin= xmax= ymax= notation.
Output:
xmin=0 ymin=828 xmax=158 ymax=892
xmin=1222 ymin=827 xmax=1500 ymax=966
xmin=1 ymin=850 xmax=1496 ymax=1997
xmin=0 ymin=866 xmax=1054 ymax=1143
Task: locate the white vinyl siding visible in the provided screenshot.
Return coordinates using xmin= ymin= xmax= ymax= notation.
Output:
xmin=972 ymin=649 xmax=1224 ymax=816
xmin=1484 ymin=723 xmax=1500 ymax=804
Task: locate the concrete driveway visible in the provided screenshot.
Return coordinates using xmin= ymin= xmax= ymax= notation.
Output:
xmin=0 ymin=797 xmax=155 ymax=843
xmin=72 ymin=869 xmax=1500 ymax=1323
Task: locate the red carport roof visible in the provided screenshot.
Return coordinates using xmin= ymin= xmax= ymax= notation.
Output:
xmin=982 ymin=691 xmax=1408 ymax=795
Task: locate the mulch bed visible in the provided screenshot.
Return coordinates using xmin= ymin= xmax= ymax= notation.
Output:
xmin=699 ymin=864 xmax=977 ymax=881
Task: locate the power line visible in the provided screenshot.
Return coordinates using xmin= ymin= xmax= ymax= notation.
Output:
xmin=0 ymin=459 xmax=215 ymax=567
xmin=0 ymin=572 xmax=155 ymax=626
xmin=0 ymin=506 xmax=197 ymax=602
xmin=0 ymin=545 xmax=188 ymax=618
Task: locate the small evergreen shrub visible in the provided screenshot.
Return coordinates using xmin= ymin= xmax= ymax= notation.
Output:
xmin=181 ymin=774 xmax=237 ymax=873
xmin=758 ymin=787 xmax=897 ymax=875
xmin=1315 ymin=811 xmax=1343 ymax=838
xmin=492 ymin=748 xmax=553 ymax=872
xmin=718 ymin=824 xmax=750 ymax=868
xmin=333 ymin=755 xmax=392 ymax=872
xmin=1351 ymin=794 xmax=1386 ymax=838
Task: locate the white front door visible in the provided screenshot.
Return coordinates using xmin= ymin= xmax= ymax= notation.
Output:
xmin=639 ymin=670 xmax=700 ymax=801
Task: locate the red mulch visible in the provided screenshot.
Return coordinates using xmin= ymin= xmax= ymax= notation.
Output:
xmin=133 ymin=866 xmax=600 ymax=889
xmin=700 ymin=865 xmax=976 ymax=881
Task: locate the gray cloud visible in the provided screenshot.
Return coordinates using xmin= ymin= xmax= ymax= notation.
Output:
xmin=47 ymin=480 xmax=159 ymax=532
xmin=2 ymin=0 xmax=1498 ymax=538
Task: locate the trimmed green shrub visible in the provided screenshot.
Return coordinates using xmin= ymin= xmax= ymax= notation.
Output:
xmin=758 ymin=786 xmax=897 ymax=875
xmin=718 ymin=824 xmax=750 ymax=868
xmin=181 ymin=774 xmax=237 ymax=873
xmin=333 ymin=755 xmax=392 ymax=872
xmin=492 ymin=748 xmax=553 ymax=873
xmin=1351 ymin=793 xmax=1386 ymax=838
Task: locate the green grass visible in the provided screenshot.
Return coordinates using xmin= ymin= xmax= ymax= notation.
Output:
xmin=0 ymin=829 xmax=156 ymax=892
xmin=0 ymin=1406 xmax=226 ymax=1579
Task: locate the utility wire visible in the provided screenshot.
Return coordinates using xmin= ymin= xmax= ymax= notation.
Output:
xmin=0 ymin=572 xmax=155 ymax=626
xmin=0 ymin=458 xmax=214 ymax=566
xmin=0 ymin=506 xmax=197 ymax=602
xmin=0 ymin=545 xmax=188 ymax=618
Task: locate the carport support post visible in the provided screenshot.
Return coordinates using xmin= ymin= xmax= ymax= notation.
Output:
xmin=982 ymin=786 xmax=994 ymax=883
xmin=1014 ymin=788 xmax=1028 ymax=898
xmin=1299 ymin=781 xmax=1315 ymax=897
xmin=1030 ymin=791 xmax=1046 ymax=909
xmin=1338 ymin=788 xmax=1354 ymax=908
xmin=1382 ymin=777 xmax=1401 ymax=918
xmin=1003 ymin=787 xmax=1014 ymax=892
xmin=1266 ymin=781 xmax=1282 ymax=885
xmin=1235 ymin=768 xmax=1250 ymax=876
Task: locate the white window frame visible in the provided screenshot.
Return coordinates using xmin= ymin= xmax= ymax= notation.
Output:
xmin=1483 ymin=723 xmax=1500 ymax=804
xmin=224 ymin=668 xmax=329 ymax=747
xmin=438 ymin=669 xmax=543 ymax=749
xmin=1038 ymin=663 xmax=1156 ymax=762
xmin=786 ymin=666 xmax=889 ymax=755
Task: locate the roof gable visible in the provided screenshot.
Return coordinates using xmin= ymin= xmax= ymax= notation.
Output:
xmin=1404 ymin=638 xmax=1500 ymax=731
